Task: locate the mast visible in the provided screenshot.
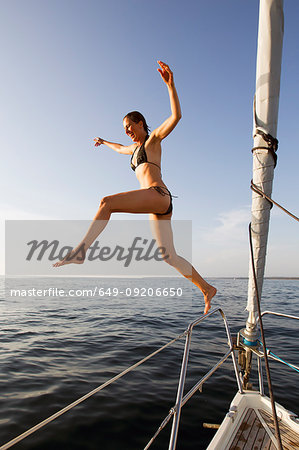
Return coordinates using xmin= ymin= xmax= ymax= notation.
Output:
xmin=238 ymin=0 xmax=284 ymax=388
xmin=246 ymin=0 xmax=284 ymax=328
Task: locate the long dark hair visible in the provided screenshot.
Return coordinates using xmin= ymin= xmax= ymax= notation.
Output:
xmin=123 ymin=111 xmax=150 ymax=136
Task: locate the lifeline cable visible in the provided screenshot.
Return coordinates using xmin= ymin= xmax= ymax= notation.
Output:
xmin=257 ymin=340 xmax=299 ymax=373
xmin=249 ymin=223 xmax=283 ymax=450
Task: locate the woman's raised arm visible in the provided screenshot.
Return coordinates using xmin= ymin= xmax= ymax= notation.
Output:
xmin=94 ymin=138 xmax=135 ymax=155
xmin=152 ymin=61 xmax=182 ymax=141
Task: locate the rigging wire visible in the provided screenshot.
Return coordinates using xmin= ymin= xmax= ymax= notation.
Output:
xmin=251 ymin=180 xmax=299 ymax=222
xmin=249 ymin=223 xmax=283 ymax=450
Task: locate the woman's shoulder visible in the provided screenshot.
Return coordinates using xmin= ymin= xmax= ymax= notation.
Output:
xmin=146 ymin=132 xmax=162 ymax=147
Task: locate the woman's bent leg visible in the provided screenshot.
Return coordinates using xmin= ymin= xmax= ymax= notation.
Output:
xmin=149 ymin=214 xmax=217 ymax=314
xmin=53 ymin=188 xmax=170 ymax=267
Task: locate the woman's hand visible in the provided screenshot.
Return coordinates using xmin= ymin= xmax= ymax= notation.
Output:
xmin=157 ymin=61 xmax=174 ymax=87
xmin=94 ymin=137 xmax=104 ymax=147
xmin=152 ymin=61 xmax=181 ymax=140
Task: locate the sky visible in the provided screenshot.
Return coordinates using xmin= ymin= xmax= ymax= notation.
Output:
xmin=1 ymin=0 xmax=298 ymax=277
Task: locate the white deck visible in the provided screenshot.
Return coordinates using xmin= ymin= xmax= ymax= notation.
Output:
xmin=207 ymin=391 xmax=299 ymax=449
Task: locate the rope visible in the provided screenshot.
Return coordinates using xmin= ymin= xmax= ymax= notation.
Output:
xmin=0 ymin=331 xmax=186 ymax=450
xmin=257 ymin=341 xmax=299 ymax=373
xmin=251 ymin=180 xmax=299 ymax=222
xmin=249 ymin=223 xmax=283 ymax=450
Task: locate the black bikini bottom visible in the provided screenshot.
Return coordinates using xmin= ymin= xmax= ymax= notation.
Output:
xmin=150 ymin=186 xmax=175 ymax=216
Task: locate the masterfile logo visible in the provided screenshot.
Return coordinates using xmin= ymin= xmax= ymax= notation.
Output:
xmin=26 ymin=237 xmax=168 ymax=266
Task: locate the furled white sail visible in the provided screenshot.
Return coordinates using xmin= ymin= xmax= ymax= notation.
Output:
xmin=247 ymin=0 xmax=284 ymax=312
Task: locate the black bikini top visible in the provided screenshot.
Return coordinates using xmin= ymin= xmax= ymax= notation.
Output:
xmin=130 ymin=136 xmax=161 ymax=172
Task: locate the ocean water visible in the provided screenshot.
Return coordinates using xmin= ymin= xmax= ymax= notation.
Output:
xmin=0 ymin=277 xmax=298 ymax=450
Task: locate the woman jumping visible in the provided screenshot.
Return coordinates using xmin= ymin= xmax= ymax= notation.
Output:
xmin=53 ymin=61 xmax=216 ymax=314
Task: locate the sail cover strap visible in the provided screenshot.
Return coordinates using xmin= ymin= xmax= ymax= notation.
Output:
xmin=252 ymin=129 xmax=278 ymax=167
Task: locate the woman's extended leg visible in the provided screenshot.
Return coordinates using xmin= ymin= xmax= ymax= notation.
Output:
xmin=53 ymin=187 xmax=171 ymax=267
xmin=149 ymin=213 xmax=217 ymax=314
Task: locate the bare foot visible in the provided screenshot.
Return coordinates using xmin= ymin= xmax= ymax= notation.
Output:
xmin=53 ymin=247 xmax=85 ymax=268
xmin=203 ymin=286 xmax=217 ymax=315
